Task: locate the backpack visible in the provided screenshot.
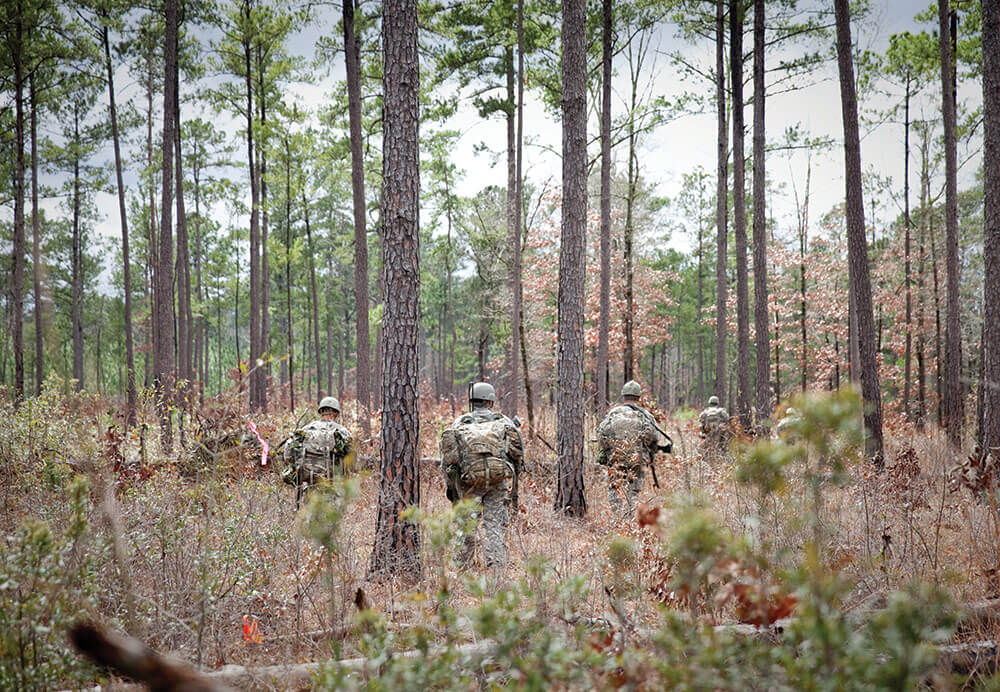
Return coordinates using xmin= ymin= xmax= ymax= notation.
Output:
xmin=598 ymin=406 xmax=656 ymax=471
xmin=282 ymin=421 xmax=352 ymax=486
xmin=440 ymin=413 xmax=512 ymax=491
xmin=700 ymin=407 xmax=729 ymax=435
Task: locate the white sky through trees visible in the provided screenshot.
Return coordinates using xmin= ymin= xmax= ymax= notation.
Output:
xmin=20 ymin=0 xmax=983 ymax=293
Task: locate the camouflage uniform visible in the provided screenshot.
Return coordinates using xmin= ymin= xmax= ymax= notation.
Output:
xmin=699 ymin=397 xmax=730 ymax=462
xmin=775 ymin=408 xmax=801 ymax=440
xmin=597 ymin=404 xmax=659 ymax=518
xmin=282 ymin=418 xmax=353 ymax=486
xmin=442 ymin=406 xmax=524 ymax=568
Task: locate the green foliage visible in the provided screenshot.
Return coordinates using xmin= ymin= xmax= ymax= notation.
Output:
xmin=0 ymin=476 xmax=98 ymax=690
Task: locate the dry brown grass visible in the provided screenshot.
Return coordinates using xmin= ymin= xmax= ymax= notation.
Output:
xmin=2 ymin=386 xmax=996 ymax=678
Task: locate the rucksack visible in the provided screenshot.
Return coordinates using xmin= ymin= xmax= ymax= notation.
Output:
xmin=440 ymin=413 xmax=512 ymax=491
xmin=282 ymin=421 xmax=352 ymax=486
xmin=598 ymin=406 xmax=656 ymax=471
xmin=700 ymin=407 xmax=728 ymax=435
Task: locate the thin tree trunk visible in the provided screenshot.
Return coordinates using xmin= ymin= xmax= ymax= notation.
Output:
xmin=304 ymin=189 xmax=322 ymax=401
xmin=104 ymin=23 xmax=136 ymax=423
xmin=939 ymin=0 xmax=963 ymax=447
xmin=174 ymin=64 xmax=192 ymax=421
xmin=344 ymin=0 xmax=371 ymax=438
xmin=797 ymin=156 xmax=810 ymax=392
xmin=30 ymin=73 xmax=43 ymax=397
xmin=982 ymin=0 xmax=1000 ymax=451
xmin=11 ymin=0 xmax=25 ymax=401
xmin=285 ymin=137 xmax=295 ymax=411
xmin=505 ymin=45 xmax=520 ymax=417
xmin=731 ymin=0 xmax=751 ymax=429
xmin=751 ymin=0 xmax=770 ymax=433
xmin=243 ymin=2 xmax=262 ymax=412
xmin=623 ymin=67 xmax=638 ymax=384
xmin=834 ymin=0 xmax=885 ymax=467
xmin=516 ymin=0 xmax=526 ymax=421
xmin=714 ymin=0 xmax=728 ymax=405
xmin=598 ymin=0 xmax=612 ymax=413
xmin=903 ymin=73 xmax=913 ymax=421
xmin=370 ymin=0 xmax=422 ymax=580
xmin=555 ymin=0 xmax=588 ymax=517
xmin=72 ymin=108 xmax=84 ymax=391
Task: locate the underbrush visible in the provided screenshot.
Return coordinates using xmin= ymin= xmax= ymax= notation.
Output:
xmin=0 ymin=383 xmax=996 ymax=689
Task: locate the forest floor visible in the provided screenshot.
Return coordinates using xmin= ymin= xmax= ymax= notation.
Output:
xmin=1 ymin=386 xmax=996 ymax=687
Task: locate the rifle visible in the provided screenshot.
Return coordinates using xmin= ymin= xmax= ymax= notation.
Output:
xmin=623 ymin=403 xmax=673 ymax=489
xmin=510 ymin=416 xmax=523 ymax=511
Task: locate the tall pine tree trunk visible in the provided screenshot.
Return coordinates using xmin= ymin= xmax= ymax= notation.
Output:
xmin=714 ymin=0 xmax=728 ymax=405
xmin=243 ymin=4 xmax=262 ymax=412
xmin=30 ymin=74 xmax=43 ymax=397
xmin=304 ymin=189 xmax=322 ymax=400
xmin=11 ymin=0 xmax=25 ymax=401
xmin=369 ymin=0 xmax=422 ymax=581
xmin=751 ymin=0 xmax=770 ymax=432
xmin=555 ymin=0 xmax=588 ymax=517
xmin=505 ymin=45 xmax=521 ymax=417
xmin=156 ymin=0 xmax=178 ymax=446
xmin=981 ymin=0 xmax=1000 ymax=451
xmin=731 ymin=0 xmax=751 ymax=429
xmin=903 ymin=73 xmax=913 ymax=421
xmin=344 ymin=0 xmax=371 ymax=438
xmin=104 ymin=24 xmax=137 ymax=424
xmin=834 ymin=0 xmax=885 ymax=467
xmin=284 ymin=137 xmax=295 ymax=411
xmin=72 ymin=109 xmax=84 ymax=391
xmin=174 ymin=66 xmax=192 ymax=422
xmin=598 ymin=0 xmax=612 ymax=413
xmin=938 ymin=0 xmax=963 ymax=447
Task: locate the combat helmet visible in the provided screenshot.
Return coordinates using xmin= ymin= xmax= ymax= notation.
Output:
xmin=318 ymin=396 xmax=341 ymax=414
xmin=622 ymin=380 xmax=642 ymax=398
xmin=469 ymin=381 xmax=496 ymax=404
xmin=708 ymin=395 xmax=720 ymax=407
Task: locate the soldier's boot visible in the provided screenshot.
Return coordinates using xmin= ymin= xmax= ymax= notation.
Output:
xmin=481 ymin=486 xmax=509 ymax=569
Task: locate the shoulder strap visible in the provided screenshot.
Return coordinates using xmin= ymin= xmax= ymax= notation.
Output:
xmin=623 ymin=403 xmax=673 ymax=443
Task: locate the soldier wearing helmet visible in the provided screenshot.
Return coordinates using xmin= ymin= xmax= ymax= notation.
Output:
xmin=775 ymin=406 xmax=801 ymax=439
xmin=699 ymin=395 xmax=731 ymax=462
xmin=281 ymin=396 xmax=356 ymax=498
xmin=596 ymin=381 xmax=668 ymax=518
xmin=439 ymin=382 xmax=523 ymax=568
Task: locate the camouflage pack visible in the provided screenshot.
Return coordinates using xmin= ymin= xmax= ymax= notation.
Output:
xmin=700 ymin=407 xmax=729 ymax=434
xmin=440 ymin=414 xmax=513 ymax=491
xmin=282 ymin=421 xmax=352 ymax=486
xmin=597 ymin=406 xmax=657 ymax=471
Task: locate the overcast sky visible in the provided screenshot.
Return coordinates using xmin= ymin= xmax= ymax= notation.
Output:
xmin=23 ymin=0 xmax=983 ymax=290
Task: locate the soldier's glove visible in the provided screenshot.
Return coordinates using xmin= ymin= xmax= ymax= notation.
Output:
xmin=658 ymin=441 xmax=673 ymax=454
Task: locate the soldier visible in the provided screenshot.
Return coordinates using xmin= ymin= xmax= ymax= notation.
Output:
xmin=699 ymin=395 xmax=731 ymax=462
xmin=282 ymin=397 xmax=355 ymax=502
xmin=775 ymin=406 xmax=801 ymax=439
xmin=597 ymin=381 xmax=670 ymax=518
xmin=440 ymin=382 xmax=524 ymax=569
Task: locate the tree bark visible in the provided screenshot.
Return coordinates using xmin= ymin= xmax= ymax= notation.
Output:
xmin=30 ymin=73 xmax=43 ymax=397
xmin=344 ymin=0 xmax=371 ymax=437
xmin=554 ymin=0 xmax=588 ymax=517
xmin=104 ymin=24 xmax=137 ymax=424
xmin=982 ymin=0 xmax=1000 ymax=451
xmin=369 ymin=0 xmax=422 ymax=581
xmin=284 ymin=137 xmax=295 ymax=411
xmin=304 ymin=188 xmax=322 ymax=401
xmin=730 ymin=0 xmax=751 ymax=429
xmin=938 ymin=0 xmax=963 ymax=448
xmin=505 ymin=45 xmax=521 ymax=417
xmin=257 ymin=44 xmax=271 ymax=411
xmin=72 ymin=108 xmax=84 ymax=391
xmin=11 ymin=0 xmax=25 ymax=401
xmin=714 ymin=0 xmax=728 ymax=406
xmin=623 ymin=66 xmax=638 ymax=385
xmin=751 ymin=0 xmax=770 ymax=433
xmin=834 ymin=0 xmax=885 ymax=468
xmin=243 ymin=0 xmax=262 ymax=412
xmin=903 ymin=72 xmax=913 ymax=422
xmin=174 ymin=63 xmax=192 ymax=420
xmin=598 ymin=0 xmax=612 ymax=414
